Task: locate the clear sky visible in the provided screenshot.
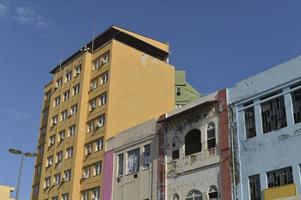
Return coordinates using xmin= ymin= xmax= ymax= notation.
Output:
xmin=0 ymin=0 xmax=301 ymax=199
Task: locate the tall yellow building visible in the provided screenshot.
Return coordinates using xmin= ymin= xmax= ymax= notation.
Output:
xmin=0 ymin=185 xmax=15 ymax=200
xmin=31 ymin=26 xmax=175 ymax=200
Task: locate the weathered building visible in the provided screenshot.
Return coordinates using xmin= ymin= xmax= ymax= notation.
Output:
xmin=228 ymin=56 xmax=301 ymax=200
xmin=158 ymin=90 xmax=232 ymax=200
xmin=104 ymin=119 xmax=158 ymax=200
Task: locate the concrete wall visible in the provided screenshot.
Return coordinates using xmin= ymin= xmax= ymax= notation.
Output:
xmin=107 ymin=119 xmax=159 ymax=200
xmin=163 ymin=92 xmax=222 ymax=200
xmin=228 ymin=55 xmax=301 ymax=200
xmin=106 ymin=39 xmax=175 ymax=140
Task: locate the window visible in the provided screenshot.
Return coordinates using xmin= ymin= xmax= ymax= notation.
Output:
xmin=172 ymin=194 xmax=180 ymax=200
xmin=54 ymin=96 xmax=61 ymax=107
xmin=244 ymin=106 xmax=256 ymax=138
xmin=185 ymin=129 xmax=202 ymax=156
xmin=35 ymin=164 xmax=42 ymax=176
xmin=32 ymin=184 xmax=39 ymax=195
xmin=172 ymin=149 xmax=180 ymax=160
xmin=66 ymin=147 xmax=73 ymax=159
xmin=249 ymin=174 xmax=261 ymax=200
xmin=82 ymin=191 xmax=89 ymax=200
xmin=56 ymin=151 xmax=63 ymax=163
xmin=37 ymin=145 xmax=44 ymax=155
xmin=63 ymin=169 xmax=71 ymax=181
xmin=127 ymin=148 xmax=140 ymax=174
xmin=44 ymin=177 xmax=51 ymax=188
xmin=49 ymin=135 xmax=55 ymax=146
xmin=52 ymin=115 xmax=58 ymax=126
xmin=208 ymin=185 xmax=218 ymax=200
xmin=89 ymin=99 xmax=97 ymax=111
xmin=292 ymin=89 xmax=301 ymax=124
xmin=40 ymin=127 xmax=46 ymax=137
xmin=65 ymin=71 xmax=72 ymax=82
xmin=58 ymin=130 xmax=65 ymax=142
xmin=176 ymin=87 xmax=181 ymax=96
xmin=68 ymin=125 xmax=76 ymax=136
xmin=143 ymin=144 xmax=151 ymax=168
xmin=267 ymin=167 xmax=293 ymax=188
xmin=47 ymin=156 xmax=53 ymax=167
xmin=52 ymin=196 xmax=58 ymax=200
xmin=56 ymin=78 xmax=62 ymax=88
xmin=93 ymin=162 xmax=102 ymax=176
xmin=42 ymin=109 xmax=48 ymax=119
xmin=61 ymin=110 xmax=68 ymax=121
xmin=90 ymin=79 xmax=98 ymax=90
xmin=62 ymin=193 xmax=69 ymax=200
xmin=100 ymin=71 xmax=109 ymax=84
xmin=95 ymin=138 xmax=103 ymax=152
xmin=207 ymin=122 xmax=216 ymax=150
xmin=87 ymin=115 xmax=105 ymax=132
xmin=99 ymin=92 xmax=107 ymax=106
xmin=70 ymin=104 xmax=78 ymax=115
xmin=185 ymin=189 xmax=202 ymax=200
xmin=83 ymin=167 xmax=91 ymax=179
xmin=85 ymin=143 xmax=92 ymax=156
xmin=261 ymin=96 xmax=287 ymax=133
xmin=73 ymin=84 xmax=80 ymax=95
xmin=63 ymin=90 xmax=70 ymax=101
xmin=117 ymin=154 xmax=124 ymax=176
xmin=54 ymin=173 xmax=61 ymax=185
xmin=97 ymin=114 xmax=105 ymax=128
xmin=44 ymin=91 xmax=51 ymax=101
xmin=75 ymin=65 xmax=81 ymax=75
xmin=92 ymin=51 xmax=109 ymax=70
xmin=92 ymin=187 xmax=100 ymax=200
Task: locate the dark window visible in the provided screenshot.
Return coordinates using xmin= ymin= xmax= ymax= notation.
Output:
xmin=267 ymin=167 xmax=293 ymax=188
xmin=292 ymin=89 xmax=301 ymax=124
xmin=208 ymin=185 xmax=218 ymax=199
xmin=185 ymin=129 xmax=202 ymax=156
xmin=207 ymin=123 xmax=216 ymax=149
xmin=249 ymin=174 xmax=261 ymax=200
xmin=127 ymin=148 xmax=140 ymax=174
xmin=172 ymin=150 xmax=179 ymax=160
xmin=143 ymin=144 xmax=151 ymax=168
xmin=244 ymin=107 xmax=256 ymax=138
xmin=117 ymin=154 xmax=123 ymax=176
xmin=261 ymin=96 xmax=287 ymax=133
xmin=176 ymin=87 xmax=181 ymax=96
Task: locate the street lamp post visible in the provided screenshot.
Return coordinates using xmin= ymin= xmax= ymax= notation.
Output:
xmin=9 ymin=148 xmax=37 ymax=200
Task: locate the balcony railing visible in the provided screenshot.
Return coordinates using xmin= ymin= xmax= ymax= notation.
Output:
xmin=263 ymin=183 xmax=296 ymax=200
xmin=167 ymin=148 xmax=219 ymax=176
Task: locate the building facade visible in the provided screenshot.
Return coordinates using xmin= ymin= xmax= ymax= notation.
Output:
xmin=31 ymin=26 xmax=177 ymax=200
xmin=0 ymin=185 xmax=15 ymax=200
xmin=158 ymin=90 xmax=232 ymax=200
xmin=228 ymin=56 xmax=301 ymax=200
xmin=175 ymin=70 xmax=201 ymax=108
xmin=104 ymin=119 xmax=158 ymax=200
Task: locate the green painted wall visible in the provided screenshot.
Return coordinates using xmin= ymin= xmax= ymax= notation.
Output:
xmin=175 ymin=70 xmax=201 ymax=107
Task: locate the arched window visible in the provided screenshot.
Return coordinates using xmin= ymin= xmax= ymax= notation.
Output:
xmin=185 ymin=189 xmax=202 ymax=200
xmin=185 ymin=129 xmax=202 ymax=156
xmin=207 ymin=122 xmax=216 ymax=150
xmin=208 ymin=185 xmax=218 ymax=200
xmin=172 ymin=193 xmax=180 ymax=200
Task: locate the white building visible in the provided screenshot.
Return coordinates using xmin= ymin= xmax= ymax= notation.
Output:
xmin=228 ymin=56 xmax=301 ymax=200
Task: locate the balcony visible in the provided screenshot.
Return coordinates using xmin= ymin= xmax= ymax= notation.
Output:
xmin=167 ymin=148 xmax=219 ymax=177
xmin=263 ymin=183 xmax=296 ymax=200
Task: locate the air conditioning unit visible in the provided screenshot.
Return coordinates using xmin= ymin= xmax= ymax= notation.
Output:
xmin=95 ymin=123 xmax=102 ymax=129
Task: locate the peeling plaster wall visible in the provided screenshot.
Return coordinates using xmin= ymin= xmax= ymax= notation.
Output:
xmin=228 ymin=56 xmax=301 ymax=200
xmin=164 ymin=93 xmax=222 ymax=200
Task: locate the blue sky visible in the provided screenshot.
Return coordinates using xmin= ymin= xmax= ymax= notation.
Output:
xmin=0 ymin=0 xmax=301 ymax=199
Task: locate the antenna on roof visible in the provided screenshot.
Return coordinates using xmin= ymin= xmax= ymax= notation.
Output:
xmin=59 ymin=42 xmax=64 ymax=70
xmin=91 ymin=17 xmax=96 ymax=53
